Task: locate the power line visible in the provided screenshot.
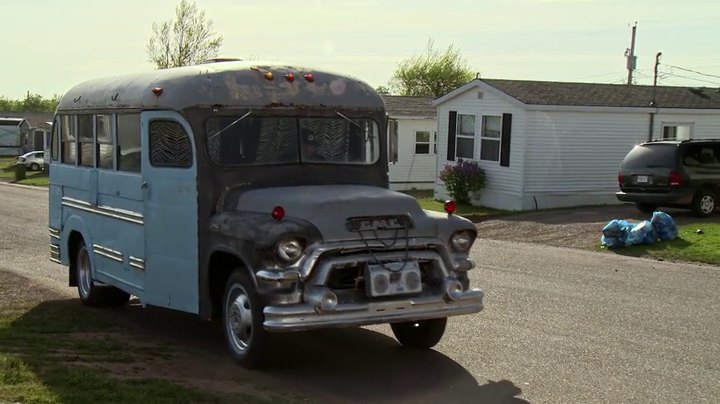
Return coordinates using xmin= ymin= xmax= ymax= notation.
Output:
xmin=659 ymin=71 xmax=719 ymax=86
xmin=664 ymin=64 xmax=720 ymax=80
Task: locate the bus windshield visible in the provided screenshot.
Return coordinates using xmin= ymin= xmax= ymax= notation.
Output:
xmin=206 ymin=115 xmax=380 ymax=166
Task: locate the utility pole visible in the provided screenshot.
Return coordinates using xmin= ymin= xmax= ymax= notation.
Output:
xmin=625 ymin=22 xmax=638 ymax=85
xmin=648 ymin=51 xmax=662 ymax=141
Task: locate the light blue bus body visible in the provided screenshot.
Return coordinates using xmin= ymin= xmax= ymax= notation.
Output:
xmin=50 ymin=110 xmax=199 ymax=313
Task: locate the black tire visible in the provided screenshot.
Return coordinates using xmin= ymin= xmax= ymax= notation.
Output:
xmin=692 ymin=189 xmax=717 ymax=217
xmin=635 ymin=203 xmax=657 ymax=214
xmin=222 ymin=269 xmax=269 ymax=368
xmin=74 ymin=240 xmax=130 ymax=307
xmin=391 ymin=317 xmax=447 ymax=349
xmin=29 ymin=163 xmax=40 ymax=171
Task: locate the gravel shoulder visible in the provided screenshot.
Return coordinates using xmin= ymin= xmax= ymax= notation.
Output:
xmin=474 ymin=204 xmax=720 ymax=249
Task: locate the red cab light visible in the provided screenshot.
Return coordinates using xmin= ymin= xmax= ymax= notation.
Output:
xmin=669 ymin=171 xmax=682 ymax=187
xmin=271 ymin=206 xmax=285 ymax=221
xmin=285 ymin=73 xmax=295 ymax=82
xmin=444 ymin=200 xmax=456 ymax=214
xmin=304 ymin=73 xmax=314 ymax=82
xmin=151 ymin=86 xmax=163 ymax=96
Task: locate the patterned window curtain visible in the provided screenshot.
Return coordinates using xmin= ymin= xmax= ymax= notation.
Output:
xmin=300 ymin=119 xmax=349 ymax=161
xmin=255 ymin=118 xmax=298 ymax=163
xmin=150 ymin=120 xmax=192 ymax=167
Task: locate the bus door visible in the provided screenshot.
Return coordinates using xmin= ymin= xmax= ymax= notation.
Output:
xmin=140 ymin=111 xmax=199 ymax=313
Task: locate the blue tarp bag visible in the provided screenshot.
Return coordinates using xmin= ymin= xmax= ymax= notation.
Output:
xmin=650 ymin=211 xmax=678 ymax=241
xmin=601 ymin=219 xmax=632 ymax=248
xmin=625 ymin=220 xmax=658 ymax=246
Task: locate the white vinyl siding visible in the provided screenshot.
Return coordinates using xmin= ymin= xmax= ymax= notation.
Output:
xmin=388 ymin=118 xmax=437 ymax=190
xmin=435 ymin=87 xmax=526 ymax=208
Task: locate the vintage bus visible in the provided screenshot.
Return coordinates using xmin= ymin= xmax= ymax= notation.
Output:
xmin=48 ymin=60 xmax=484 ymax=367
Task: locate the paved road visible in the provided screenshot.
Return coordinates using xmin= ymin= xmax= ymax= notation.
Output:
xmin=1 ymin=183 xmax=719 ymax=403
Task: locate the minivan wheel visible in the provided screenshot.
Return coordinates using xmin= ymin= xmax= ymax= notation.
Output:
xmin=635 ymin=203 xmax=657 ymax=214
xmin=222 ymin=269 xmax=269 ymax=368
xmin=29 ymin=163 xmax=40 ymax=171
xmin=692 ymin=189 xmax=717 ymax=217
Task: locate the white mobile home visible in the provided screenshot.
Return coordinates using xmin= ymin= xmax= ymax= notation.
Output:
xmin=0 ymin=118 xmax=30 ymax=156
xmin=433 ymin=79 xmax=720 ymax=210
xmin=384 ymin=96 xmax=437 ymax=190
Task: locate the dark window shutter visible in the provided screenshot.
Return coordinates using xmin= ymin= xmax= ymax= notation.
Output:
xmin=500 ymin=113 xmax=512 ymax=167
xmin=446 ymin=111 xmax=457 ymax=161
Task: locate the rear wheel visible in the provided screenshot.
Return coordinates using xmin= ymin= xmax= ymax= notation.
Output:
xmin=29 ymin=163 xmax=40 ymax=171
xmin=692 ymin=189 xmax=717 ymax=217
xmin=391 ymin=317 xmax=447 ymax=349
xmin=74 ymin=240 xmax=130 ymax=307
xmin=635 ymin=203 xmax=657 ymax=214
xmin=222 ymin=270 xmax=269 ymax=368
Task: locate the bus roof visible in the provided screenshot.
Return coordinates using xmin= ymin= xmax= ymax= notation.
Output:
xmin=57 ymin=61 xmax=384 ymax=113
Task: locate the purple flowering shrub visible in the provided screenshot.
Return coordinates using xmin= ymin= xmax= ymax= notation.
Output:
xmin=438 ymin=159 xmax=485 ymax=204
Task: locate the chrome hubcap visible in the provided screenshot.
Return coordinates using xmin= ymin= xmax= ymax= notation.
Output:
xmin=78 ymin=247 xmax=92 ymax=298
xmin=700 ymin=195 xmax=715 ymax=214
xmin=226 ymin=285 xmax=253 ymax=352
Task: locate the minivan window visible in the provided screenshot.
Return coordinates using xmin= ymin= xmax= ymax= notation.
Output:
xmin=621 ymin=144 xmax=678 ymax=169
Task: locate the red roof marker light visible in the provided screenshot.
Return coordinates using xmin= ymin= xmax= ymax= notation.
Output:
xmin=286 ymin=73 xmax=295 ymax=82
xmin=304 ymin=73 xmax=314 ymax=82
xmin=151 ymin=87 xmax=163 ymax=96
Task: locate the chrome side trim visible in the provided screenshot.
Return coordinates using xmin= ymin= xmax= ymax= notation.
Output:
xmin=50 ymin=244 xmax=60 ymax=263
xmin=61 ymin=197 xmax=144 ymax=225
xmin=49 ymin=227 xmax=60 ymax=240
xmin=92 ymin=244 xmax=124 ymax=263
xmin=129 ymin=256 xmax=145 ymax=270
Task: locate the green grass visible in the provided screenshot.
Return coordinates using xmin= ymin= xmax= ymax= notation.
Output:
xmin=402 ymin=189 xmax=507 ymax=218
xmin=602 ymin=223 xmax=720 ymax=265
xmin=0 ymin=290 xmax=293 ymax=404
xmin=0 ymin=156 xmax=49 ymax=186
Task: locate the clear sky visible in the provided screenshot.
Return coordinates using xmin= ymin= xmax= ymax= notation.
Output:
xmin=1 ymin=0 xmax=718 ymax=99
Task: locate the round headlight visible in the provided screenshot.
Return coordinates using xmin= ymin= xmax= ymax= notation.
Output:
xmin=450 ymin=230 xmax=473 ymax=252
xmin=276 ymin=238 xmax=304 ymax=262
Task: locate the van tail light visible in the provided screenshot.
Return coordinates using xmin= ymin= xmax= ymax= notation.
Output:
xmin=617 ymin=171 xmax=622 ymax=187
xmin=669 ymin=171 xmax=682 ymax=187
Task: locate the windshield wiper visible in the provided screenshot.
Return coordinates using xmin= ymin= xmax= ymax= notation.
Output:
xmin=335 ymin=111 xmax=361 ymax=128
xmin=208 ymin=110 xmax=253 ymax=141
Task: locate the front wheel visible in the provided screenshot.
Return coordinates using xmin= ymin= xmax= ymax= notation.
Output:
xmin=391 ymin=317 xmax=447 ymax=349
xmin=29 ymin=163 xmax=40 ymax=171
xmin=692 ymin=189 xmax=717 ymax=217
xmin=222 ymin=270 xmax=269 ymax=368
xmin=74 ymin=240 xmax=130 ymax=307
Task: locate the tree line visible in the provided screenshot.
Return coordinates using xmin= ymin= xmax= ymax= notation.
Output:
xmin=0 ymin=93 xmax=60 ymax=113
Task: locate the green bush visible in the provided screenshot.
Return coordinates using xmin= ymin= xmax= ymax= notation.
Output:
xmin=438 ymin=159 xmax=485 ymax=204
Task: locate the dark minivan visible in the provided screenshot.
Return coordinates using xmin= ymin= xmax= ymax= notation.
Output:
xmin=616 ymin=139 xmax=720 ymax=216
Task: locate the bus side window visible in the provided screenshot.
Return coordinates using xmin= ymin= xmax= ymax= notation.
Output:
xmin=50 ymin=118 xmax=59 ymax=161
xmin=61 ymin=115 xmax=76 ymax=164
xmin=78 ymin=115 xmax=94 ymax=167
xmin=150 ymin=120 xmax=192 ymax=168
xmin=117 ymin=114 xmax=141 ymax=173
xmin=96 ymin=114 xmax=113 ymax=169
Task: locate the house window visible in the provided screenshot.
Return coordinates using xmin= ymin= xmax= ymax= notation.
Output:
xmin=480 ymin=115 xmax=501 ymax=162
xmin=415 ymin=131 xmax=432 ymax=154
xmin=662 ymin=124 xmax=692 ymax=140
xmin=456 ymin=114 xmax=475 ymax=159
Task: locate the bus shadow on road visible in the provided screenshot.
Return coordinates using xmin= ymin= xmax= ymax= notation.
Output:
xmin=116 ymin=300 xmax=530 ymax=403
xmin=1 ymin=296 xmax=529 ymax=403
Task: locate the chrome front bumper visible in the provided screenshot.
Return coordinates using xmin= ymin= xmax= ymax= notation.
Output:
xmin=263 ymin=288 xmax=484 ymax=332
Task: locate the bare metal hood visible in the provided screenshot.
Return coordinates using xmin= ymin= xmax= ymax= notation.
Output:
xmin=234 ymin=185 xmax=434 ymax=241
